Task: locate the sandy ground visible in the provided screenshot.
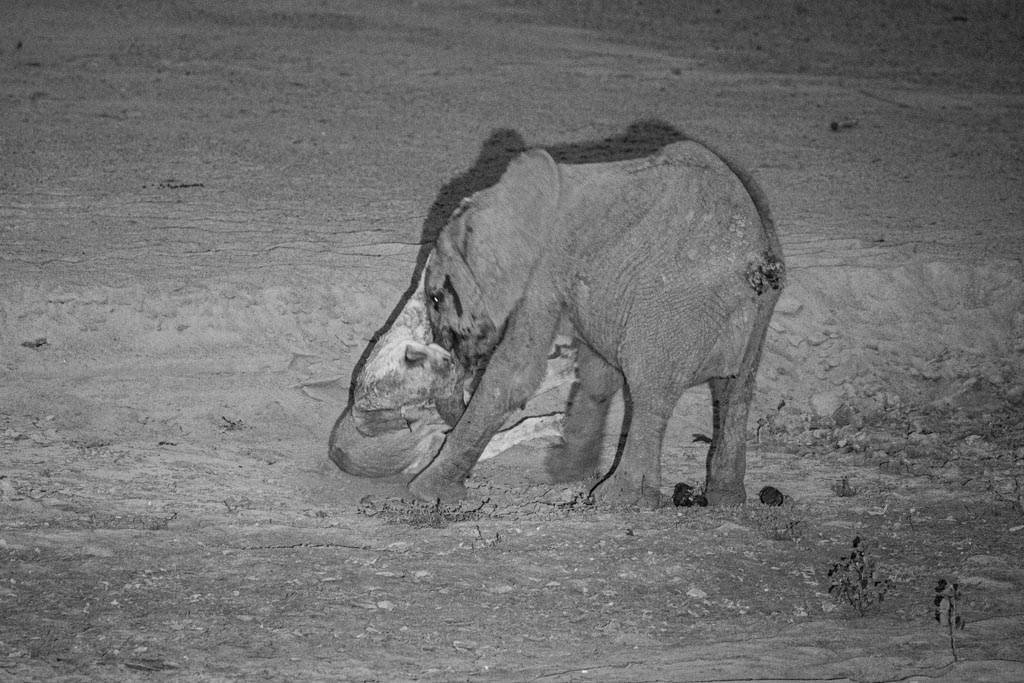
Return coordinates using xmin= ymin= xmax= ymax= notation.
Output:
xmin=1 ymin=1 xmax=1023 ymax=681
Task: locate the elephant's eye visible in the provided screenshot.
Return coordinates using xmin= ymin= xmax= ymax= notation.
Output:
xmin=429 ymin=290 xmax=442 ymax=309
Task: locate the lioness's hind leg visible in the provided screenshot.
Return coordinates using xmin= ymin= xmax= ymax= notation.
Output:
xmin=545 ymin=343 xmax=621 ymax=483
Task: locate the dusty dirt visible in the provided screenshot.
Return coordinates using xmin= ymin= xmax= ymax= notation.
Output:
xmin=2 ymin=1 xmax=1023 ymax=681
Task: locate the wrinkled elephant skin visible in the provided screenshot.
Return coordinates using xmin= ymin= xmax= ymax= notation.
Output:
xmin=417 ymin=140 xmax=785 ymax=508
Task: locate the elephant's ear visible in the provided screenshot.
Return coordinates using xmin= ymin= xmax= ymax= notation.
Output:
xmin=461 ymin=148 xmax=561 ymax=323
xmin=493 ymin=149 xmax=560 ymax=232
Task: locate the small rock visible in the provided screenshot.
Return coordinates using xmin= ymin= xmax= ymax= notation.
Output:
xmin=0 ymin=478 xmax=18 ymax=500
xmin=774 ymin=294 xmax=803 ymax=315
xmin=963 ymin=554 xmax=1003 ymax=567
xmin=686 ymin=587 xmax=708 ymax=599
xmin=831 ymin=404 xmax=861 ymax=428
xmin=938 ymin=464 xmax=962 ymax=482
xmin=806 ymin=332 xmax=829 ymax=346
xmin=810 ymin=390 xmax=843 ymax=417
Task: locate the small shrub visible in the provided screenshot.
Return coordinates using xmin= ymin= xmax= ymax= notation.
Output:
xmin=358 ymin=497 xmax=487 ymax=528
xmin=831 ymin=476 xmax=858 ymax=497
xmin=827 ymin=536 xmax=892 ymax=616
xmin=934 ymin=578 xmax=966 ymax=662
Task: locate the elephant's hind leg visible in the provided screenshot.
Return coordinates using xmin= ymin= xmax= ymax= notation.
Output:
xmin=595 ymin=381 xmax=679 ymax=509
xmin=704 ymin=300 xmax=773 ymax=506
xmin=704 ymin=375 xmax=752 ymax=505
xmin=545 ymin=343 xmax=622 ymax=483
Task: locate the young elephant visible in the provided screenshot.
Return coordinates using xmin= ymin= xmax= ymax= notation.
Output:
xmin=413 ymin=140 xmax=784 ymax=507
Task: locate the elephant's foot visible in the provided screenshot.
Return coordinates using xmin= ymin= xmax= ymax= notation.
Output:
xmin=544 ymin=442 xmax=600 ymax=483
xmin=703 ymin=483 xmax=746 ymax=507
xmin=407 ymin=467 xmax=468 ymax=503
xmin=592 ymin=470 xmax=662 ymax=509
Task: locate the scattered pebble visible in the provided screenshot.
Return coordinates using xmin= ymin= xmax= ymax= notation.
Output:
xmin=829 ymin=118 xmax=859 ymax=131
xmin=809 ymin=390 xmax=843 ymax=417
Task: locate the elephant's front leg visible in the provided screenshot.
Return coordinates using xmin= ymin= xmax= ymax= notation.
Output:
xmin=408 ymin=297 xmax=562 ymax=502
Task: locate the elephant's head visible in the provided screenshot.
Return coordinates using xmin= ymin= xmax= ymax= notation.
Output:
xmin=329 ymin=274 xmax=468 ymax=478
xmin=425 ymin=148 xmax=561 ymax=371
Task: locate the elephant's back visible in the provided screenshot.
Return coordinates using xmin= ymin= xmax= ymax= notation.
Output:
xmin=561 ymin=142 xmax=769 ymax=286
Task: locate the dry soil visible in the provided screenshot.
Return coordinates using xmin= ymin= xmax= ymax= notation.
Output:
xmin=2 ymin=1 xmax=1023 ymax=681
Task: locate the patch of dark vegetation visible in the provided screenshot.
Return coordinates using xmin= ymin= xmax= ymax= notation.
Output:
xmin=672 ymin=481 xmax=707 ymax=507
xmin=831 ymin=476 xmax=858 ymax=497
xmin=220 ymin=416 xmax=245 ymax=432
xmin=828 ymin=536 xmax=893 ymax=616
xmin=358 ymin=497 xmax=489 ymax=528
xmin=934 ymin=578 xmax=966 ymax=662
